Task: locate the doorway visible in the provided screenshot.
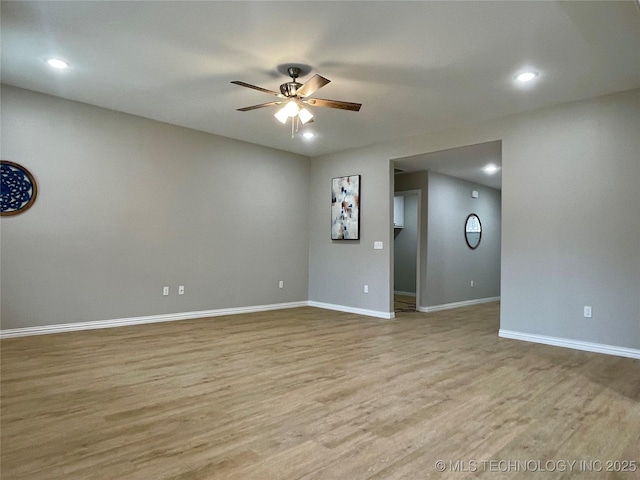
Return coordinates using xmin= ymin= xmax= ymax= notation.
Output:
xmin=393 ymin=189 xmax=421 ymax=312
xmin=392 ymin=140 xmax=502 ymax=316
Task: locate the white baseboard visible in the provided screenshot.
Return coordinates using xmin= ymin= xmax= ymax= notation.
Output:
xmin=308 ymin=301 xmax=395 ymax=320
xmin=499 ymin=329 xmax=640 ymax=360
xmin=0 ymin=301 xmax=308 ymax=339
xmin=418 ymin=296 xmax=500 ymax=313
xmin=394 ymin=291 xmax=416 ymax=297
xmin=0 ymin=300 xmax=397 ymax=338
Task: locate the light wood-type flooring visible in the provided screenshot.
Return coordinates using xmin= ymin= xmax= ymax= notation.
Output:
xmin=394 ymin=295 xmax=417 ymax=313
xmin=1 ymin=303 xmax=639 ymax=479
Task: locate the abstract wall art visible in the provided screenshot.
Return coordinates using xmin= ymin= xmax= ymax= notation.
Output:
xmin=331 ymin=174 xmax=360 ymax=240
xmin=1 ymin=161 xmax=38 ymax=216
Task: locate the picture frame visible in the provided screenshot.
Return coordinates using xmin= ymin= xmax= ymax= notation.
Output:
xmin=1 ymin=160 xmax=38 ymax=216
xmin=331 ymin=174 xmax=360 ymax=240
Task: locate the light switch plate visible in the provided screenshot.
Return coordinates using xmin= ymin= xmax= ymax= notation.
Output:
xmin=374 ymin=241 xmax=383 ymax=250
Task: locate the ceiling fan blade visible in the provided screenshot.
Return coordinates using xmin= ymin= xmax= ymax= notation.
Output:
xmin=305 ymin=98 xmax=361 ymax=112
xmin=231 ymin=81 xmax=281 ymax=96
xmin=295 ymin=74 xmax=331 ymax=98
xmin=237 ymin=101 xmax=283 ymax=112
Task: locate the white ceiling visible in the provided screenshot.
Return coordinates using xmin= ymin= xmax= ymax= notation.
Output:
xmin=394 ymin=140 xmax=503 ymax=190
xmin=2 ymin=1 xmax=639 ymax=164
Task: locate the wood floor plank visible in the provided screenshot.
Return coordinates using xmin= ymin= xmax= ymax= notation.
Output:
xmin=1 ymin=303 xmax=639 ymax=479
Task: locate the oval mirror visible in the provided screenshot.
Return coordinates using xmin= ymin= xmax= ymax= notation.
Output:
xmin=465 ymin=214 xmax=482 ymax=249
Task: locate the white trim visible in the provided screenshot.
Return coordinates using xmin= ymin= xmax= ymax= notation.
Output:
xmin=308 ymin=301 xmax=395 ymax=320
xmin=394 ymin=291 xmax=416 ymax=297
xmin=499 ymin=329 xmax=640 ymax=360
xmin=0 ymin=300 xmax=397 ymax=338
xmin=418 ymin=296 xmax=500 ymax=313
xmin=0 ymin=301 xmax=308 ymax=339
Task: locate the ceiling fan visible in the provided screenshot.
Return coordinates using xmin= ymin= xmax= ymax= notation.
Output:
xmin=231 ymin=66 xmax=361 ymax=136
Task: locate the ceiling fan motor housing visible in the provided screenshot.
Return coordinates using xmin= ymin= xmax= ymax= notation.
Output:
xmin=280 ymin=67 xmax=303 ymax=97
xmin=280 ymin=81 xmax=302 ymax=97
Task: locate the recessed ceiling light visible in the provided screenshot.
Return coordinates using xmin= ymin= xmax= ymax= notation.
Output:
xmin=46 ymin=58 xmax=69 ymax=69
xmin=302 ymin=132 xmax=315 ymax=139
xmin=516 ymin=71 xmax=538 ymax=83
xmin=483 ymin=164 xmax=500 ymax=174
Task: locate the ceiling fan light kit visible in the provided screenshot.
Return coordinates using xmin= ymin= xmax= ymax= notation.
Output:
xmin=297 ymin=107 xmax=313 ymax=124
xmin=232 ymin=65 xmax=361 ymax=138
xmin=274 ymin=100 xmax=310 ymax=125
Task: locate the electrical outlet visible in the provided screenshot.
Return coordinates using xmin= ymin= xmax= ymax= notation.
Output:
xmin=163 ymin=286 xmax=169 ymax=296
xmin=470 ymin=280 xmax=474 ymax=287
xmin=364 ymin=285 xmax=369 ymax=293
xmin=279 ymin=280 xmax=284 ymax=289
xmin=178 ymin=285 xmax=185 ymax=295
xmin=583 ymin=306 xmax=592 ymax=318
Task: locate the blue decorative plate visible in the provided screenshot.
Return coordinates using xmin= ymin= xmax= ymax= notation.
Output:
xmin=1 ymin=161 xmax=38 ymax=216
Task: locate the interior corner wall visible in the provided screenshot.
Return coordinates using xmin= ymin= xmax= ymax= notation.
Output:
xmin=425 ymin=171 xmax=501 ymax=307
xmin=0 ymin=85 xmax=311 ymax=330
xmin=5 ymin=85 xmax=638 ymax=351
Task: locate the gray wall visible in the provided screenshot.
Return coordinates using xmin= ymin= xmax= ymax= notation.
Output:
xmin=308 ymin=151 xmax=393 ymax=313
xmin=309 ymin=88 xmax=639 ymax=349
xmin=394 ymin=171 xmax=428 ymax=306
xmin=395 ymin=171 xmax=501 ymax=308
xmin=1 ymin=86 xmax=311 ymax=329
xmin=3 ymin=85 xmax=638 ymax=351
xmin=393 ymin=193 xmax=418 ymax=294
xmin=501 ymin=89 xmax=639 ymax=348
xmin=426 ymin=171 xmax=501 ymax=306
